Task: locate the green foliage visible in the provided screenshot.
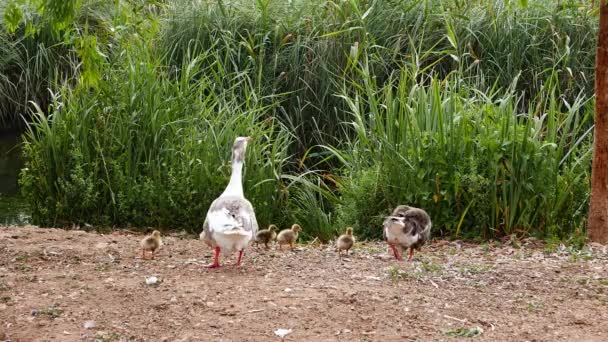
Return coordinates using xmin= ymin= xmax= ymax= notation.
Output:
xmin=157 ymin=0 xmax=597 ymax=151
xmin=331 ymin=67 xmax=592 ymax=239
xmin=20 ymin=40 xmax=292 ymax=231
xmin=335 ymin=166 xmax=388 ymax=240
xmin=0 ymin=0 xmax=156 ymax=129
xmin=7 ymin=0 xmax=599 ymax=242
xmin=285 ymin=174 xmax=338 ymax=242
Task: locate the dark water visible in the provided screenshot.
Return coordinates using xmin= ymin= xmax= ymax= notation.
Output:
xmin=0 ymin=132 xmax=30 ymax=225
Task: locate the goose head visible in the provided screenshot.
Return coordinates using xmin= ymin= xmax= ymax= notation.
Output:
xmin=345 ymin=227 xmax=353 ymax=236
xmin=383 ymin=205 xmax=413 ymax=231
xmin=231 ymin=136 xmax=250 ymax=164
xmin=384 ymin=215 xmax=406 ymax=229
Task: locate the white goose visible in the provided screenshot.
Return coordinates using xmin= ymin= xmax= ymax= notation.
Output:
xmin=200 ymin=137 xmax=258 ymax=268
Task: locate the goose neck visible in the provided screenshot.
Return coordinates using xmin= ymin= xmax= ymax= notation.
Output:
xmin=221 ymin=161 xmax=244 ymax=197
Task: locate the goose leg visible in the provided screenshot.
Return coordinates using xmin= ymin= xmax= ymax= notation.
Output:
xmin=408 ymin=248 xmax=415 ymax=261
xmin=235 ymin=249 xmax=244 ymax=266
xmin=206 ymin=246 xmax=221 ymax=268
xmin=141 ymin=249 xmax=145 ymax=260
xmin=388 ymin=243 xmax=402 ymax=261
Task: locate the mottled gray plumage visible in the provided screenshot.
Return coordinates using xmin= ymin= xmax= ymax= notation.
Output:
xmin=231 ymin=138 xmax=248 ymax=164
xmin=199 ymin=137 xmax=257 ymax=267
xmin=200 ymin=196 xmax=258 ymax=250
xmin=383 ymin=205 xmax=431 ymax=260
xmin=382 ymin=205 xmax=411 ymax=240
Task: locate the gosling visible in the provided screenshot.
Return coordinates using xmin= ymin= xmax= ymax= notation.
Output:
xmin=336 ymin=227 xmax=355 ymax=257
xmin=255 ymin=224 xmax=278 ymax=249
xmin=140 ymin=230 xmax=162 ymax=260
xmin=276 ymin=224 xmax=301 ymax=250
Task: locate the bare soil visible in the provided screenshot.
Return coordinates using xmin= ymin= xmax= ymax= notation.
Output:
xmin=1 ymin=226 xmax=607 ymax=342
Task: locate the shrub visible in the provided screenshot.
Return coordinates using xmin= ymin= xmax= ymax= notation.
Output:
xmin=20 ymin=40 xmax=292 ymax=231
xmin=332 ymin=68 xmax=592 ymax=239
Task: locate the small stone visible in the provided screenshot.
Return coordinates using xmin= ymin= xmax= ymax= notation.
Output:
xmin=84 ymin=320 xmax=96 ymax=329
xmin=145 ymin=276 xmax=159 ymax=285
xmin=274 ymin=328 xmax=292 ymax=338
xmin=95 ymin=242 xmax=108 ymax=249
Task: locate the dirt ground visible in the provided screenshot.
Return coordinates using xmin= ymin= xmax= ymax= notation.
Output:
xmin=1 ymin=226 xmax=607 ymax=342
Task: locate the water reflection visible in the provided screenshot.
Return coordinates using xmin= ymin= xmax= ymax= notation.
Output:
xmin=0 ymin=131 xmax=31 ymax=225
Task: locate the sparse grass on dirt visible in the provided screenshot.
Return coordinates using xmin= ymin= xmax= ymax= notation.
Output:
xmin=1 ymin=226 xmax=607 ymax=341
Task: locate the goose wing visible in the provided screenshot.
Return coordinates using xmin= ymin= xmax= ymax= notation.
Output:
xmin=403 ymin=208 xmax=432 ymax=246
xmin=200 ymin=196 xmax=258 ymax=244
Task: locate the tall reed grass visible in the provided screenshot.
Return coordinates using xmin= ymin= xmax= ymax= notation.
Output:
xmin=20 ymin=40 xmax=293 ymax=231
xmin=10 ymin=0 xmax=598 ymax=240
xmin=330 ymin=65 xmax=592 ymax=239
xmin=0 ymin=0 xmax=148 ymax=129
xmin=158 ymin=0 xmax=597 ymax=151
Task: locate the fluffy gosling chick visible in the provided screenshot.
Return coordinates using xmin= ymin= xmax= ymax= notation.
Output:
xmin=276 ymin=224 xmax=301 ymax=250
xmin=255 ymin=224 xmax=278 ymax=249
xmin=140 ymin=230 xmax=162 ymax=260
xmin=336 ymin=227 xmax=355 ymax=257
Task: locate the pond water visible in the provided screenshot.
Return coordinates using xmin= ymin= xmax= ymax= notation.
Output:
xmin=0 ymin=132 xmax=31 ymax=225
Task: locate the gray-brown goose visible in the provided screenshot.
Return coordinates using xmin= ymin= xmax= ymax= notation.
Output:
xmin=383 ymin=205 xmax=431 ymax=261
